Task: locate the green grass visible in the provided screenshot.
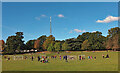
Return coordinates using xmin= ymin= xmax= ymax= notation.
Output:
xmin=2 ymin=51 xmax=118 ymax=71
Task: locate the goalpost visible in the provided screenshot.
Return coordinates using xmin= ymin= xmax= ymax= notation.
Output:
xmin=13 ymin=55 xmax=24 ymax=60
xmin=67 ymin=55 xmax=77 ymax=60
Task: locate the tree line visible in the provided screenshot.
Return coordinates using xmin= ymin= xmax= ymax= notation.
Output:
xmin=1 ymin=27 xmax=120 ymax=54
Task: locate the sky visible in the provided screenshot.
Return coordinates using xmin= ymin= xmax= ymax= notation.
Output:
xmin=2 ymin=2 xmax=118 ymax=43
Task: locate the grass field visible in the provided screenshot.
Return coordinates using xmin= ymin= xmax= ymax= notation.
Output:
xmin=2 ymin=51 xmax=118 ymax=71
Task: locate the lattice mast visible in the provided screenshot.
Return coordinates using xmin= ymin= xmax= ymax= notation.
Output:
xmin=50 ymin=16 xmax=52 ymax=35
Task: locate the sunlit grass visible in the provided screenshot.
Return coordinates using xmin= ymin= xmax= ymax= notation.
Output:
xmin=2 ymin=51 xmax=118 ymax=71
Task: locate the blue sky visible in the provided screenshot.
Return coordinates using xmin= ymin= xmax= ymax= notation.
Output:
xmin=2 ymin=2 xmax=118 ymax=43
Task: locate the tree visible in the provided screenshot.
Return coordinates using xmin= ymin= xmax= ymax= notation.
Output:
xmin=43 ymin=35 xmax=55 ymax=50
xmin=0 ymin=40 xmax=5 ymax=51
xmin=65 ymin=38 xmax=82 ymax=51
xmin=47 ymin=41 xmax=55 ymax=51
xmin=5 ymin=32 xmax=25 ymax=54
xmin=89 ymin=31 xmax=106 ymax=50
xmin=72 ymin=39 xmax=82 ymax=50
xmin=77 ymin=35 xmax=85 ymax=42
xmin=62 ymin=42 xmax=70 ymax=51
xmin=94 ymin=42 xmax=105 ymax=50
xmin=26 ymin=40 xmax=36 ymax=50
xmin=34 ymin=40 xmax=40 ymax=50
xmin=106 ymin=27 xmax=120 ymax=51
xmin=108 ymin=27 xmax=120 ymax=38
xmin=36 ymin=35 xmax=47 ymax=51
xmin=112 ymin=34 xmax=120 ymax=51
xmin=54 ymin=42 xmax=61 ymax=51
xmin=81 ymin=40 xmax=90 ymax=50
xmin=106 ymin=38 xmax=113 ymax=50
xmin=15 ymin=32 xmax=25 ymax=50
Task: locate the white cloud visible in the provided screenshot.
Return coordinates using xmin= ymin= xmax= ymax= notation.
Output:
xmin=96 ymin=16 xmax=120 ymax=23
xmin=35 ymin=17 xmax=40 ymax=20
xmin=35 ymin=14 xmax=47 ymax=20
xmin=58 ymin=14 xmax=64 ymax=18
xmin=41 ymin=14 xmax=46 ymax=17
xmin=74 ymin=29 xmax=86 ymax=33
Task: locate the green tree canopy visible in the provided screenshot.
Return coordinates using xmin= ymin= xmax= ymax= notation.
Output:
xmin=43 ymin=35 xmax=55 ymax=50
xmin=26 ymin=40 xmax=36 ymax=50
xmin=81 ymin=40 xmax=90 ymax=50
xmin=47 ymin=41 xmax=55 ymax=51
xmin=5 ymin=32 xmax=25 ymax=54
xmin=62 ymin=42 xmax=70 ymax=51
xmin=54 ymin=42 xmax=61 ymax=52
xmin=106 ymin=27 xmax=120 ymax=51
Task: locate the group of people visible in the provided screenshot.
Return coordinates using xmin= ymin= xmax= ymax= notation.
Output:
xmin=88 ymin=56 xmax=96 ymax=60
xmin=51 ymin=55 xmax=57 ymax=59
xmin=31 ymin=56 xmax=49 ymax=63
xmin=51 ymin=55 xmax=67 ymax=62
xmin=102 ymin=54 xmax=109 ymax=58
xmin=31 ymin=55 xmax=68 ymax=63
xmin=79 ymin=55 xmax=85 ymax=60
xmin=78 ymin=55 xmax=96 ymax=60
xmin=4 ymin=56 xmax=11 ymax=61
xmin=3 ymin=53 xmax=110 ymax=62
xmin=63 ymin=55 xmax=68 ymax=62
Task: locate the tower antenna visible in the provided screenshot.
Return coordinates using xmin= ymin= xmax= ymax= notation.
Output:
xmin=50 ymin=16 xmax=52 ymax=35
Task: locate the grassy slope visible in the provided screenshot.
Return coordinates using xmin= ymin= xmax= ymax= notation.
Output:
xmin=2 ymin=51 xmax=118 ymax=71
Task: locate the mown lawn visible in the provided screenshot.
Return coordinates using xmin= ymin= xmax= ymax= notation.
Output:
xmin=2 ymin=51 xmax=118 ymax=71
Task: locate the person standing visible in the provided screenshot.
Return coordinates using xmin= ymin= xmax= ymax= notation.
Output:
xmin=79 ymin=56 xmax=81 ymax=60
xmin=90 ymin=56 xmax=92 ymax=59
xmin=88 ymin=56 xmax=90 ymax=60
xmin=60 ymin=55 xmax=61 ymax=60
xmin=106 ymin=54 xmax=109 ymax=58
xmin=65 ymin=55 xmax=68 ymax=62
xmin=31 ymin=56 xmax=34 ymax=61
xmin=38 ymin=56 xmax=40 ymax=61
xmin=94 ymin=56 xmax=96 ymax=59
